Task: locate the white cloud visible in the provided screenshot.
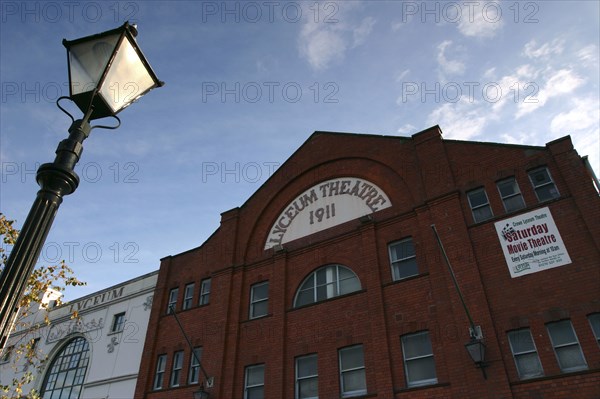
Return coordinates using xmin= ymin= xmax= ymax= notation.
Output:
xmin=298 ymin=23 xmax=347 ymax=70
xmin=577 ymin=44 xmax=599 ymax=66
xmin=523 ymin=39 xmax=564 ymax=59
xmin=353 ymin=17 xmax=376 ymax=47
xmin=427 ymin=99 xmax=488 ymax=140
xmin=550 ymin=97 xmax=599 ymax=134
xmin=395 ymin=69 xmax=410 ymax=82
xmin=397 ymin=123 xmax=416 ymax=135
xmin=457 ymin=1 xmax=504 ymax=38
xmin=436 ymin=40 xmax=465 ymax=79
xmin=516 ymin=69 xmax=584 ymax=118
xmin=298 ymin=12 xmax=375 ymax=71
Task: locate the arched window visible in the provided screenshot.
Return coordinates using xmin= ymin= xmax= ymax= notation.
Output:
xmin=294 ymin=264 xmax=361 ymax=308
xmin=40 ymin=337 xmax=90 ymax=399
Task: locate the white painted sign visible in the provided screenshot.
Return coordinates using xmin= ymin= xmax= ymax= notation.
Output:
xmin=495 ymin=207 xmax=571 ymax=278
xmin=265 ymin=177 xmax=391 ymax=249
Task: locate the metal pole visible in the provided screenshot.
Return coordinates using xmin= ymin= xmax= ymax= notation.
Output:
xmin=430 ymin=224 xmax=479 ymax=336
xmin=0 ymin=118 xmax=91 ymax=352
xmin=169 ymin=305 xmax=214 ymax=387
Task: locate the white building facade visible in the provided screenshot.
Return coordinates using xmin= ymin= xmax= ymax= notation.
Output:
xmin=0 ymin=271 xmax=158 ymax=399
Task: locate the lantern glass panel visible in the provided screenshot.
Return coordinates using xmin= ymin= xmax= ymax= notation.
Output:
xmin=99 ymin=37 xmax=157 ymax=113
xmin=68 ymin=34 xmax=120 ymax=95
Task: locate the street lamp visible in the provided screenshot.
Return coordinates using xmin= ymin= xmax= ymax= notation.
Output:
xmin=0 ymin=22 xmax=163 ymax=352
xmin=193 ymin=384 xmax=210 ymax=399
xmin=465 ymin=336 xmax=488 ymax=379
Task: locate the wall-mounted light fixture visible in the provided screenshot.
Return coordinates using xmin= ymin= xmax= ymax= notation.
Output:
xmin=431 ymin=225 xmax=489 ymax=379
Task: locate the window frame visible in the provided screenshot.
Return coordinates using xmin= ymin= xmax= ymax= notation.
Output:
xmin=588 ymin=313 xmax=600 ymax=347
xmin=249 ymin=281 xmax=270 ymax=319
xmin=244 ymin=363 xmax=265 ymax=399
xmin=388 ymin=237 xmax=419 ymax=281
xmin=293 ymin=264 xmax=361 ymax=308
xmin=111 ymin=312 xmax=126 ymax=333
xmin=401 ymin=331 xmax=438 ymax=388
xmin=546 ymin=320 xmax=588 ymax=373
xmin=167 ymin=287 xmax=179 ymax=314
xmin=497 ymin=177 xmax=526 ymax=213
xmin=199 ymin=278 xmax=212 ymax=306
xmin=40 ymin=337 xmax=90 ymax=398
xmin=188 ymin=347 xmax=203 ymax=385
xmin=528 ymin=166 xmax=560 ymax=202
xmin=295 ymin=353 xmax=318 ymax=399
xmin=153 ymin=354 xmax=167 ymax=390
xmin=507 ymin=328 xmax=544 ymax=380
xmin=467 ymin=187 xmax=493 ymax=223
xmin=338 ymin=344 xmax=367 ymax=398
xmin=170 ymin=350 xmax=184 ymax=387
xmin=183 ymin=283 xmax=195 ymax=310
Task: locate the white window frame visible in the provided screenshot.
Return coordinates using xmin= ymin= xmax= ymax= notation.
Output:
xmin=507 ymin=329 xmax=544 ymax=379
xmin=338 ymin=345 xmax=367 ymax=398
xmin=167 ymin=287 xmax=179 ymax=313
xmin=528 ymin=166 xmax=560 ymax=202
xmin=388 ymin=238 xmax=418 ymax=281
xmin=467 ymin=187 xmax=493 ymax=223
xmin=295 ymin=354 xmax=318 ymax=399
xmin=244 ymin=364 xmax=265 ymax=399
xmin=199 ymin=278 xmax=212 ymax=306
xmin=111 ymin=312 xmax=126 ymax=333
xmin=588 ymin=313 xmax=600 ymax=347
xmin=546 ymin=320 xmax=588 ymax=373
xmin=183 ymin=283 xmax=195 ymax=310
xmin=188 ymin=347 xmax=203 ymax=384
xmin=170 ymin=350 xmax=184 ymax=387
xmin=153 ymin=354 xmax=167 ymax=390
xmin=497 ymin=177 xmax=526 ymax=213
xmin=249 ymin=281 xmax=269 ymax=319
xmin=293 ymin=265 xmax=361 ymax=308
xmin=401 ymin=331 xmax=437 ymax=387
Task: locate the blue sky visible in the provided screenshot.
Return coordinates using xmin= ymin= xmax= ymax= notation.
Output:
xmin=1 ymin=1 xmax=599 ymax=299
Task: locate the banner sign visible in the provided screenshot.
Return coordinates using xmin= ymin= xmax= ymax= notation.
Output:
xmin=265 ymin=177 xmax=391 ymax=249
xmin=495 ymin=207 xmax=571 ymax=278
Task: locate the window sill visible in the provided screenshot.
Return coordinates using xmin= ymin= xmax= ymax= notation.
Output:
xmin=509 ymin=367 xmax=599 ymax=386
xmin=394 ymin=381 xmax=450 ymax=393
xmin=287 ymin=289 xmax=366 ymax=312
xmin=383 ymin=272 xmax=429 ymax=287
xmin=242 ymin=314 xmax=273 ymax=323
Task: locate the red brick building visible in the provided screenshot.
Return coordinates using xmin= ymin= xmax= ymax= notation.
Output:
xmin=135 ymin=126 xmax=600 ymax=399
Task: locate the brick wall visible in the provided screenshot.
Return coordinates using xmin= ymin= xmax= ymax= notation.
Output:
xmin=135 ymin=127 xmax=600 ymax=399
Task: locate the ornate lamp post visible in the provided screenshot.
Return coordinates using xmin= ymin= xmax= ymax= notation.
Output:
xmin=0 ymin=22 xmax=163 ymax=351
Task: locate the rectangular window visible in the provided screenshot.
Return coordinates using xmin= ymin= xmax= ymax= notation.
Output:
xmin=546 ymin=320 xmax=587 ymax=372
xmin=111 ymin=312 xmax=126 ymax=333
xmin=497 ymin=177 xmax=526 ymax=213
xmin=296 ymin=354 xmax=318 ymax=399
xmin=339 ymin=345 xmax=367 ymax=398
xmin=507 ymin=329 xmax=544 ymax=379
xmin=199 ymin=278 xmax=211 ymax=306
xmin=188 ymin=347 xmax=203 ymax=384
xmin=244 ymin=364 xmax=265 ymax=399
xmin=401 ymin=331 xmax=437 ymax=387
xmin=183 ymin=283 xmax=195 ymax=310
xmin=250 ymin=281 xmax=269 ymax=319
xmin=588 ymin=313 xmax=600 ymax=345
xmin=170 ymin=350 xmax=184 ymax=387
xmin=388 ymin=238 xmax=418 ymax=281
xmin=529 ymin=167 xmax=560 ymax=202
xmin=167 ymin=287 xmax=179 ymax=314
xmin=467 ymin=188 xmax=493 ymax=222
xmin=153 ymin=354 xmax=167 ymax=390
xmin=588 ymin=313 xmax=600 ymax=346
